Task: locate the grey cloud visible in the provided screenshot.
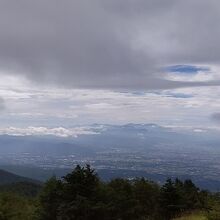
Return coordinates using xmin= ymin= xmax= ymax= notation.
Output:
xmin=0 ymin=98 xmax=5 ymax=111
xmin=211 ymin=113 xmax=220 ymax=123
xmin=0 ymin=0 xmax=220 ymax=89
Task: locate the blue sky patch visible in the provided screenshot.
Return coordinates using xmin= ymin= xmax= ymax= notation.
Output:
xmin=166 ymin=65 xmax=209 ymax=74
xmin=168 ymin=93 xmax=193 ymax=99
xmin=164 ymin=92 xmax=194 ymax=99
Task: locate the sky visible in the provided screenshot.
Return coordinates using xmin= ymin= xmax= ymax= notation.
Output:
xmin=1 ymin=0 xmax=220 ymax=136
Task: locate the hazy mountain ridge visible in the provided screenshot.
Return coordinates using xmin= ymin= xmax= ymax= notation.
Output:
xmin=0 ymin=169 xmax=40 ymax=185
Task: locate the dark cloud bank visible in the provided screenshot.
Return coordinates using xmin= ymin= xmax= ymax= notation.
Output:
xmin=0 ymin=0 xmax=220 ymax=89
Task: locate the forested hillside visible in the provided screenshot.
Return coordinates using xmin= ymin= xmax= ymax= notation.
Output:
xmin=0 ymin=169 xmax=40 ymax=185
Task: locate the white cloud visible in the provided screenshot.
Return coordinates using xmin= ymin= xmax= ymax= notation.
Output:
xmin=0 ymin=74 xmax=219 ymax=128
xmin=0 ymin=126 xmax=99 ymax=138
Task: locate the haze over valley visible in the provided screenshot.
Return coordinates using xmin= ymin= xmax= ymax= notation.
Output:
xmin=0 ymin=123 xmax=219 ymax=191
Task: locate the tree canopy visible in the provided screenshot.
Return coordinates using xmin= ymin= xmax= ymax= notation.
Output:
xmin=0 ymin=165 xmax=219 ymax=220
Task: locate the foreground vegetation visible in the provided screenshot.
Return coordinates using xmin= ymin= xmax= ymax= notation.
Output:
xmin=0 ymin=165 xmax=220 ymax=219
xmin=174 ymin=212 xmax=207 ymax=220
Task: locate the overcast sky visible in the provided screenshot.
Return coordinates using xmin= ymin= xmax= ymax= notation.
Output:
xmin=1 ymin=0 xmax=220 ymax=136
